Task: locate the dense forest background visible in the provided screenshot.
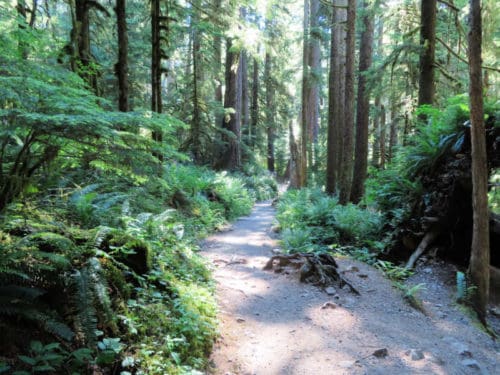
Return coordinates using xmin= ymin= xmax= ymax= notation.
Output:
xmin=0 ymin=0 xmax=498 ymax=373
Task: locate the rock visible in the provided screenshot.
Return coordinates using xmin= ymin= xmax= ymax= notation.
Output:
xmin=321 ymin=302 xmax=337 ymax=309
xmin=461 ymin=359 xmax=481 ymax=370
xmin=339 ymin=360 xmax=354 ymax=368
xmin=423 ymin=267 xmax=432 ymax=273
xmin=272 ymin=248 xmax=282 ymax=254
xmin=325 ymin=286 xmax=337 ymax=295
xmin=451 ymin=342 xmax=472 ymax=357
xmin=406 ymin=349 xmax=425 ymax=361
xmin=344 ymin=266 xmax=359 ymax=273
xmin=372 ymin=348 xmax=388 ymax=358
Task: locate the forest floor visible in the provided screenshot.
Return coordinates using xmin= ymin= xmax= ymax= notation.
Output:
xmin=201 ymin=202 xmax=499 ymax=375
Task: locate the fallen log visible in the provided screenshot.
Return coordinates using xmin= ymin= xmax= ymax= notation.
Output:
xmin=264 ymin=252 xmax=360 ymax=295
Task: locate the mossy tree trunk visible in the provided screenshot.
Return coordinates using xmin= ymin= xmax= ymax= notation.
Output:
xmin=467 ymin=0 xmax=489 ymax=322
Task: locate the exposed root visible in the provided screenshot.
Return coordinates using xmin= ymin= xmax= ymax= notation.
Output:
xmin=264 ymin=252 xmax=359 ymax=295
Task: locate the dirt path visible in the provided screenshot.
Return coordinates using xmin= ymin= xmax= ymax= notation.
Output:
xmin=201 ymin=202 xmax=499 ymax=375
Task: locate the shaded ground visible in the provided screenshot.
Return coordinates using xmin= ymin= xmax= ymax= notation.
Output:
xmin=201 ymin=202 xmax=499 ymax=375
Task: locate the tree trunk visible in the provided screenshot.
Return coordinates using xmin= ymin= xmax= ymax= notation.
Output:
xmin=191 ymin=1 xmax=202 ymax=163
xmin=151 ymin=0 xmax=163 ymax=160
xmin=265 ymin=50 xmax=275 ymax=172
xmin=307 ymin=0 xmax=320 ymax=173
xmin=241 ymin=51 xmax=250 ymax=150
xmin=299 ymin=0 xmax=310 ymax=187
xmin=116 ymin=0 xmax=129 ymax=112
xmin=219 ymin=38 xmax=241 ymax=170
xmin=388 ymin=105 xmax=398 ymax=163
xmin=379 ymin=104 xmax=386 ymax=169
xmin=250 ymin=58 xmax=259 ymax=150
xmin=351 ymin=0 xmax=374 ymax=203
xmin=326 ymin=1 xmax=338 ymax=195
xmin=371 ymin=103 xmax=380 ymax=168
xmin=418 ymin=0 xmax=436 ymax=108
xmin=338 ymin=0 xmax=356 ymax=204
xmin=467 ymin=0 xmax=489 ymax=322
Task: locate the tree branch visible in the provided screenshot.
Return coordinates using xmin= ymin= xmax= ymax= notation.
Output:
xmin=436 ymin=37 xmax=500 ymax=72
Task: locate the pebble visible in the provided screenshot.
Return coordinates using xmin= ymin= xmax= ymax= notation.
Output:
xmin=325 ymin=286 xmax=337 ymax=295
xmin=406 ymin=349 xmax=425 ymax=361
xmin=451 ymin=342 xmax=472 ymax=357
xmin=461 ymin=359 xmax=481 ymax=370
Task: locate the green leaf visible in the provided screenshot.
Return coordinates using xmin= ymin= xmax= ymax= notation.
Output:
xmin=18 ymin=355 xmax=36 ymax=366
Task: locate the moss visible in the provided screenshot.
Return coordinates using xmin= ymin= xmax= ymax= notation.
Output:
xmin=23 ymin=232 xmax=74 ymax=253
xmin=101 ymin=259 xmax=132 ymax=300
xmin=100 ymin=230 xmax=152 ymax=275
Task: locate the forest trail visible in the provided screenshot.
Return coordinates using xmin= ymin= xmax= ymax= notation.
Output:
xmin=201 ymin=202 xmax=499 ymax=375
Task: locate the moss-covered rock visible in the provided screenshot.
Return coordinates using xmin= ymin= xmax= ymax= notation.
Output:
xmin=22 ymin=232 xmax=75 ymax=253
xmin=99 ymin=230 xmax=152 ymax=275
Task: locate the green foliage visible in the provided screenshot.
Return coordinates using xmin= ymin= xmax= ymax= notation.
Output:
xmin=277 ymin=188 xmax=384 ymax=254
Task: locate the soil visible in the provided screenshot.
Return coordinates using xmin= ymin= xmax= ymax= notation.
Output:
xmin=201 ymin=202 xmax=500 ymax=375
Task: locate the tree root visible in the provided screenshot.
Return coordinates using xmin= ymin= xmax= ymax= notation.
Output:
xmin=405 ymin=228 xmax=441 ymax=269
xmin=264 ymin=252 xmax=360 ymax=295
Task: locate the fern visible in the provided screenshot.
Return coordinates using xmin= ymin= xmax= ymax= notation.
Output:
xmin=0 ymin=287 xmax=74 ymax=341
xmin=71 ymin=257 xmax=118 ymax=346
xmin=71 ymin=268 xmax=98 ymax=346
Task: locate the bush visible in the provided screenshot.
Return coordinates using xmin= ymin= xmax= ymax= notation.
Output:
xmin=277 ymin=188 xmax=384 ymax=253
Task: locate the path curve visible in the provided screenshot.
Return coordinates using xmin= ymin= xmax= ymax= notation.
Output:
xmin=202 ymin=202 xmax=499 ymax=375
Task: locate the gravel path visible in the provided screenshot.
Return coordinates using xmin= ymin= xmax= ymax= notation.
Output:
xmin=201 ymin=201 xmax=499 ymax=375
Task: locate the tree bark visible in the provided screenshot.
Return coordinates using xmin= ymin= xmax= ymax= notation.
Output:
xmin=371 ymin=105 xmax=380 ymax=167
xmin=265 ymin=50 xmax=275 ymax=172
xmin=241 ymin=50 xmax=250 ymax=149
xmin=250 ymin=58 xmax=259 ymax=150
xmin=191 ymin=0 xmax=202 ymax=163
xmin=219 ymin=38 xmax=242 ymax=170
xmin=338 ymin=0 xmax=356 ymax=204
xmin=467 ymin=0 xmax=489 ymax=322
xmin=307 ymin=0 xmax=320 ymax=172
xmin=379 ymin=104 xmax=386 ymax=169
xmin=351 ymin=0 xmax=374 ymax=203
xmin=151 ymin=0 xmax=163 ymax=160
xmin=326 ymin=1 xmax=338 ymax=195
xmin=418 ymin=0 xmax=436 ymax=108
xmin=116 ymin=0 xmax=129 ymax=112
xmin=299 ymin=0 xmax=310 ymax=187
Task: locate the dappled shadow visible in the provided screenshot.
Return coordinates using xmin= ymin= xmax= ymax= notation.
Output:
xmin=203 ymin=202 xmax=499 ymax=375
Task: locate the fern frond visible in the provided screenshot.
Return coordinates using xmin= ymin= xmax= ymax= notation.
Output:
xmin=71 ymin=268 xmax=98 ymax=346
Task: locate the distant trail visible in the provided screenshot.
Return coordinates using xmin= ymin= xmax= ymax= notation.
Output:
xmin=202 ymin=202 xmax=499 ymax=375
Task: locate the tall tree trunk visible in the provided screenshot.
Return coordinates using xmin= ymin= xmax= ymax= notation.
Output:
xmin=467 ymin=0 xmax=489 ymax=322
xmin=418 ymin=0 xmax=436 ymax=109
xmin=151 ymin=0 xmax=163 ymax=160
xmin=250 ymin=58 xmax=259 ymax=150
xmin=371 ymin=18 xmax=383 ymax=167
xmin=264 ymin=50 xmax=275 ymax=172
xmin=191 ymin=1 xmax=202 ymax=163
xmin=388 ymin=105 xmax=398 ymax=163
xmin=219 ymin=38 xmax=241 ymax=170
xmin=299 ymin=0 xmax=310 ymax=187
xmin=338 ymin=0 xmax=356 ymax=204
xmin=116 ymin=0 xmax=129 ymax=112
xmin=16 ymin=0 xmax=29 ymax=58
xmin=307 ymin=0 xmax=320 ymax=173
xmin=351 ymin=0 xmax=374 ymax=203
xmin=75 ymin=0 xmax=96 ymax=91
xmin=326 ymin=1 xmax=338 ymax=194
xmin=379 ymin=104 xmax=386 ymax=169
xmin=371 ymin=100 xmax=380 ymax=167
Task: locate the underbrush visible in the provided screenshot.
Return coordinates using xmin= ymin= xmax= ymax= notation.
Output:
xmin=276 ymin=188 xmax=416 ymax=283
xmin=0 ymin=164 xmax=276 ymax=374
xmin=277 ymin=188 xmax=383 ymax=254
